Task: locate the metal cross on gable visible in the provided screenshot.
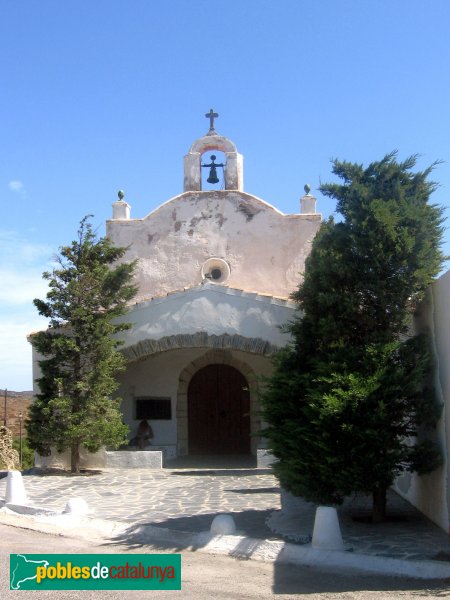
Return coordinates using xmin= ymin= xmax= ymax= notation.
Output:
xmin=205 ymin=108 xmax=219 ymax=132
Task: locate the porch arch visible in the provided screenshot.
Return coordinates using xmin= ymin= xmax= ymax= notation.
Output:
xmin=122 ymin=332 xmax=278 ymax=364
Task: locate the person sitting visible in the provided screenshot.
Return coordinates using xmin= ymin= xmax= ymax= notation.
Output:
xmin=136 ymin=419 xmax=153 ymax=449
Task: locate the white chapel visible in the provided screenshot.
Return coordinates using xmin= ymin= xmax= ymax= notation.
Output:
xmin=106 ymin=112 xmax=322 ymax=463
xmin=34 ymin=111 xmax=322 ymax=467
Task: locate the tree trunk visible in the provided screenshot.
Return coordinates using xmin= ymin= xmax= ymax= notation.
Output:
xmin=372 ymin=486 xmax=387 ymax=523
xmin=71 ymin=441 xmax=80 ymax=474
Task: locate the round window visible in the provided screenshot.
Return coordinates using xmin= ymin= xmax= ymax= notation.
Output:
xmin=201 ymin=258 xmax=231 ymax=284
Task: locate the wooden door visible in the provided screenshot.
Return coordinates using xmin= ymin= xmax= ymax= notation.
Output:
xmin=188 ymin=364 xmax=251 ymax=454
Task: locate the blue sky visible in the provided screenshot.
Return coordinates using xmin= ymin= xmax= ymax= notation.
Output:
xmin=2 ymin=0 xmax=450 ymax=390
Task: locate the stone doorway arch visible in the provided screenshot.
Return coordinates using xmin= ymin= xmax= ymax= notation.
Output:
xmin=176 ymin=350 xmax=259 ymax=456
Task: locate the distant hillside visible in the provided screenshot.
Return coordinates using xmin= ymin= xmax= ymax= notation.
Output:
xmin=0 ymin=389 xmax=33 ymax=397
xmin=0 ymin=390 xmax=33 ymax=437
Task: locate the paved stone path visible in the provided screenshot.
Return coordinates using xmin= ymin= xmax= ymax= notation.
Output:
xmin=270 ymin=489 xmax=450 ymax=561
xmin=1 ymin=467 xmax=450 ymax=563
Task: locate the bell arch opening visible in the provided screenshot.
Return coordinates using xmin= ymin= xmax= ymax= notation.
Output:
xmin=184 ymin=133 xmax=243 ymax=192
xmin=201 ymin=150 xmax=226 ymax=190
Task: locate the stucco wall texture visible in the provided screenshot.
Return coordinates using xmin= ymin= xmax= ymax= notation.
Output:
xmin=107 ymin=190 xmax=321 ymax=301
xmin=394 ymin=270 xmax=450 ymax=534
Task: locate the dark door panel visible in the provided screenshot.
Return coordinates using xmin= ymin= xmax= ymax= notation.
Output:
xmin=188 ymin=364 xmax=250 ymax=454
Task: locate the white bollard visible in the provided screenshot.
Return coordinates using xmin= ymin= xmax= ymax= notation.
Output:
xmin=311 ymin=506 xmax=344 ymax=551
xmin=63 ymin=497 xmax=89 ymax=516
xmin=5 ymin=471 xmax=28 ymax=505
xmin=210 ymin=514 xmax=237 ymax=535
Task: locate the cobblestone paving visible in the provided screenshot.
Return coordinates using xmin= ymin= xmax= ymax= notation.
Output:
xmin=1 ymin=467 xmax=450 ymax=563
xmin=1 ymin=468 xmax=280 ymax=540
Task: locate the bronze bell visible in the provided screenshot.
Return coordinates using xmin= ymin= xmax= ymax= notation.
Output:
xmin=207 ymin=155 xmax=220 ymax=184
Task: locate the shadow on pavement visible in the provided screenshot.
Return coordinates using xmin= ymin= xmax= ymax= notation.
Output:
xmin=226 ymin=486 xmax=280 ymax=494
xmin=164 ymin=454 xmax=258 ymax=470
xmin=108 ymin=508 xmax=280 ymax=549
xmin=168 ymin=469 xmax=273 ymax=477
xmin=271 ymin=560 xmax=450 ymax=595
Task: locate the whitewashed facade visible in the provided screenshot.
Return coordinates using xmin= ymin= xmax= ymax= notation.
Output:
xmin=106 ymin=123 xmax=321 ymax=460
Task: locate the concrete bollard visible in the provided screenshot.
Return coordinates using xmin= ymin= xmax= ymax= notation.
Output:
xmin=63 ymin=497 xmax=89 ymax=516
xmin=311 ymin=506 xmax=344 ymax=551
xmin=210 ymin=514 xmax=237 ymax=535
xmin=5 ymin=471 xmax=28 ymax=505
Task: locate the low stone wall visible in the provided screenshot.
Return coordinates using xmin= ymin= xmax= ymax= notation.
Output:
xmin=35 ymin=447 xmax=165 ymax=470
xmin=35 ymin=447 xmax=107 ymax=470
xmin=105 ymin=451 xmax=162 ymax=469
xmin=36 ymin=447 xmax=268 ymax=471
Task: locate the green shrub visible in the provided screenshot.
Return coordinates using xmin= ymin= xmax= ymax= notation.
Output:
xmin=12 ymin=437 xmax=35 ymax=471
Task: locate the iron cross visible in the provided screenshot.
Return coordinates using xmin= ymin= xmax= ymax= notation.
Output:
xmin=205 ymin=108 xmax=219 ymax=132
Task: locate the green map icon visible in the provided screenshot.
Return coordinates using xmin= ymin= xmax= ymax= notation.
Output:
xmin=10 ymin=554 xmax=50 ymax=590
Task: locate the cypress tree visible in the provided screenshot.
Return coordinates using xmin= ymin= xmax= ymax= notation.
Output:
xmin=261 ymin=153 xmax=445 ymax=521
xmin=28 ymin=216 xmax=137 ymax=473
